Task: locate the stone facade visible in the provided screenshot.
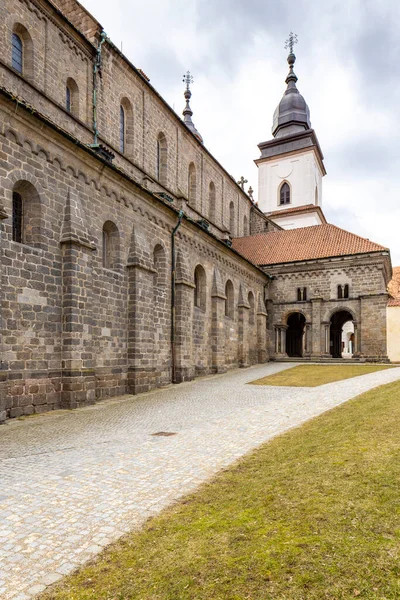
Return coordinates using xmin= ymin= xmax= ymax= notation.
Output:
xmin=0 ymin=0 xmax=393 ymax=423
xmin=265 ymin=255 xmax=391 ymax=361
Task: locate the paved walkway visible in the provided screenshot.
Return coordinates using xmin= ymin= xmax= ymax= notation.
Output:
xmin=2 ymin=362 xmax=400 ymax=599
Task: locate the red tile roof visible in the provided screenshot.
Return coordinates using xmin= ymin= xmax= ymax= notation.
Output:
xmin=267 ymin=204 xmax=327 ymax=223
xmin=388 ymin=266 xmax=400 ymax=307
xmin=232 ymin=224 xmax=388 ymax=266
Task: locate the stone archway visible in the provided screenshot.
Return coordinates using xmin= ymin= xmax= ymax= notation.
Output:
xmin=330 ymin=310 xmax=354 ymax=358
xmin=286 ymin=312 xmax=306 ymax=357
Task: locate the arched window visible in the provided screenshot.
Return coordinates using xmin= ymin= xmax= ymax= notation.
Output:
xmin=12 ymin=192 xmax=23 ymax=243
xmin=12 ymin=24 xmax=34 ymax=81
xmin=248 ymin=291 xmax=255 ymax=325
xmin=279 ymin=182 xmax=290 ymax=205
xmin=344 ymin=284 xmax=349 ymax=298
xmin=102 ymin=221 xmax=120 ymax=269
xmin=12 ymin=33 xmax=23 ymax=73
xmin=229 ymin=201 xmax=235 ymax=235
xmin=188 ymin=163 xmax=197 ymax=207
xmin=66 ymin=78 xmax=79 ymax=117
xmin=243 ymin=215 xmax=248 ymax=236
xmin=153 ymin=244 xmax=167 ymax=300
xmin=12 ymin=181 xmax=41 ymax=246
xmin=194 ymin=265 xmax=206 ymax=311
xmin=119 ymin=105 xmax=125 ymax=153
xmin=157 ymin=132 xmax=168 ymax=185
xmin=209 ymin=182 xmax=216 ymax=223
xmin=337 ymin=285 xmax=343 ymax=299
xmin=315 ymin=186 xmax=319 ymax=205
xmin=225 ymin=279 xmax=234 ymax=319
xmin=120 ymin=97 xmax=134 ymax=157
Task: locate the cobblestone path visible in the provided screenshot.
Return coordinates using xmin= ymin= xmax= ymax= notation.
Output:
xmin=2 ymin=362 xmax=400 ymax=599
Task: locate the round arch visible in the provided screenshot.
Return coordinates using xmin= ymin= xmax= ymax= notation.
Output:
xmin=329 ymin=309 xmax=354 ymax=359
xmin=286 ymin=311 xmax=306 ymax=357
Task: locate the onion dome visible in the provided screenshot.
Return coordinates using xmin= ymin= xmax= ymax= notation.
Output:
xmin=272 ymin=45 xmax=311 ymax=138
xmin=182 ymin=71 xmax=203 ymax=144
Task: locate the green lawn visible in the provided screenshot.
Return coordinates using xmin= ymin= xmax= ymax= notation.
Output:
xmin=250 ymin=364 xmax=395 ymax=387
xmin=42 ymin=380 xmax=400 ymax=600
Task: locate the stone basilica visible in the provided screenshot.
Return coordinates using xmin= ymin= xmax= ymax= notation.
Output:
xmin=0 ymin=0 xmax=393 ymax=422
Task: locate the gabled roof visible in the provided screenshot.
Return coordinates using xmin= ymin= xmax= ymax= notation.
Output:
xmin=232 ymin=223 xmax=388 ymax=266
xmin=267 ymin=204 xmax=327 ymax=223
xmin=388 ymin=266 xmax=400 ymax=307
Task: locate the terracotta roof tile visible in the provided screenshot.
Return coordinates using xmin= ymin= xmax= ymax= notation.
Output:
xmin=232 ymin=224 xmax=388 ymax=266
xmin=388 ymin=266 xmax=400 ymax=306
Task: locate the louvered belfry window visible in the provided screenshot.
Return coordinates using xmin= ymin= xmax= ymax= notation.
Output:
xmin=12 ymin=33 xmax=23 ymax=73
xmin=280 ymin=182 xmax=290 ymax=205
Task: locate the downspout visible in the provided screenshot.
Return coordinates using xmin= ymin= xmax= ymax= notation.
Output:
xmin=91 ymin=31 xmax=107 ymax=147
xmin=171 ymin=210 xmax=184 ymax=384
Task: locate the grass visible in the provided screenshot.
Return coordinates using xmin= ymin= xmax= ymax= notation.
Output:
xmin=250 ymin=364 xmax=395 ymax=387
xmin=41 ymin=380 xmax=400 ymax=600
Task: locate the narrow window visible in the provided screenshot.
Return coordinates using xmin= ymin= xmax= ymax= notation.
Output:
xmin=209 ymin=182 xmax=216 ymax=223
xmin=344 ymin=284 xmax=349 ymax=298
xmin=12 ymin=33 xmax=23 ymax=74
xmin=229 ymin=201 xmax=235 ymax=235
xmin=194 ymin=265 xmax=206 ymax=310
xmin=66 ymin=86 xmax=71 ymax=112
xmin=188 ymin=163 xmax=196 ymax=206
xmin=303 ymin=287 xmax=307 ymax=301
xmin=338 ymin=285 xmax=343 ymax=299
xmin=157 ymin=133 xmax=168 ymax=185
xmin=119 ymin=105 xmax=125 ymax=153
xmin=297 ymin=287 xmax=302 ymax=301
xmin=279 ymin=182 xmax=290 ymax=205
xmin=102 ymin=228 xmax=109 ymax=268
xmin=225 ymin=280 xmax=234 ymax=319
xmin=12 ymin=192 xmax=23 ymax=243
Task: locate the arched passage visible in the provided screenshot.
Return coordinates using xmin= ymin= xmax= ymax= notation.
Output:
xmin=330 ymin=310 xmax=354 ymax=358
xmin=286 ymin=312 xmax=305 ymax=357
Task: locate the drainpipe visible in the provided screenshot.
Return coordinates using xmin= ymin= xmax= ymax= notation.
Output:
xmin=91 ymin=31 xmax=107 ymax=146
xmin=171 ymin=210 xmax=184 ymax=384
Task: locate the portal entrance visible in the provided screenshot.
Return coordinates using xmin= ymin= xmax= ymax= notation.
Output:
xmin=286 ymin=313 xmax=306 ymax=357
xmin=330 ymin=310 xmax=354 ymax=358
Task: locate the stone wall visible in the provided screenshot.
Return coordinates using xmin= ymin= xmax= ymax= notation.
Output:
xmin=0 ymin=93 xmax=268 ymax=422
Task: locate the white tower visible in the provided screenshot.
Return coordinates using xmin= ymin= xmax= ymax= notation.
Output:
xmin=255 ymin=34 xmax=326 ymax=229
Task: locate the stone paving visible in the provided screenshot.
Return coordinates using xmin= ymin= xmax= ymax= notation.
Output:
xmin=1 ymin=362 xmax=400 ymax=599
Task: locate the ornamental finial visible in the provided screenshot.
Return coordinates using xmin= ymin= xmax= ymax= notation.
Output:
xmin=183 ymin=70 xmax=194 ymax=92
xmin=284 ymin=32 xmax=298 ymax=55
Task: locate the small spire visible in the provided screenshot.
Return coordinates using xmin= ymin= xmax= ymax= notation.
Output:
xmin=182 ymin=71 xmax=203 ymax=143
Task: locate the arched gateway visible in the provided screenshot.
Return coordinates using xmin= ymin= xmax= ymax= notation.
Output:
xmin=286 ymin=312 xmax=306 ymax=357
xmin=330 ymin=310 xmax=354 ymax=358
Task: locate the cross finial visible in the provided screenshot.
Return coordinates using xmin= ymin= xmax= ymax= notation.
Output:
xmin=284 ymin=32 xmax=298 ymax=55
xmin=237 ymin=176 xmax=248 ymax=190
xmin=183 ymin=70 xmax=194 ymax=91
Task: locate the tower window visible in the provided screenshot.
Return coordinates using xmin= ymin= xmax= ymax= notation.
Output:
xmin=279 ymin=182 xmax=290 ymax=205
xmin=12 ymin=33 xmax=23 ymax=73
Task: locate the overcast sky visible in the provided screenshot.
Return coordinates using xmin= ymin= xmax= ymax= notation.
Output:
xmin=81 ymin=0 xmax=400 ymax=265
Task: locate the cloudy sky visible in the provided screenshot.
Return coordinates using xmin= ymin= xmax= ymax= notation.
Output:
xmin=81 ymin=0 xmax=400 ymax=265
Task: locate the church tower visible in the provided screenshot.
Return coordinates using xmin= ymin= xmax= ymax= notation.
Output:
xmin=255 ymin=34 xmax=326 ymax=229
